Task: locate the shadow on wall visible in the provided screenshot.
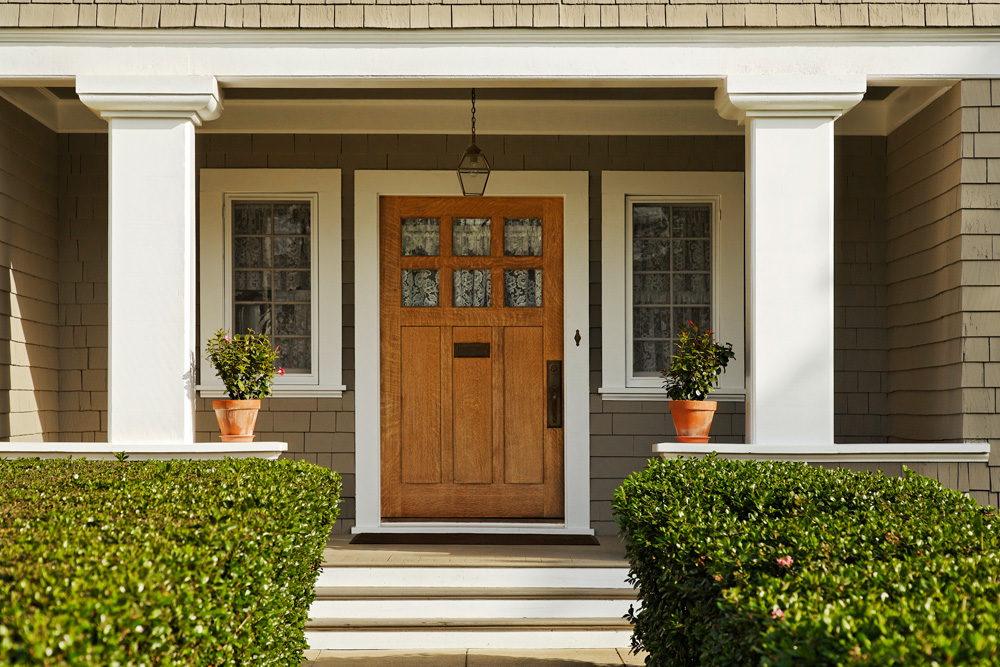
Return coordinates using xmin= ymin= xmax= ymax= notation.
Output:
xmin=0 ymin=261 xmax=61 ymax=441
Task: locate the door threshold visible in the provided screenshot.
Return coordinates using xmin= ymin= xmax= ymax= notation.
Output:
xmin=352 ymin=522 xmax=595 ymax=536
xmin=349 ymin=532 xmax=600 ymax=546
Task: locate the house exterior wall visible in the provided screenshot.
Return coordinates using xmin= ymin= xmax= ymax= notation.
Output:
xmin=4 ymin=0 xmax=1000 ymax=29
xmin=50 ymin=128 xmax=895 ymax=532
xmin=0 ymin=97 xmax=60 ymax=441
xmin=884 ymin=80 xmax=1000 ymax=507
xmin=57 ymin=133 xmax=108 ymax=441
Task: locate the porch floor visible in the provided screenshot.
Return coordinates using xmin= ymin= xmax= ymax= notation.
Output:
xmin=323 ymin=534 xmax=629 ymax=568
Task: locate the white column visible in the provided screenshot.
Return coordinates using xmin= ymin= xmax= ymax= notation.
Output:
xmin=78 ymin=76 xmax=222 ymax=444
xmin=716 ymin=76 xmax=864 ymax=446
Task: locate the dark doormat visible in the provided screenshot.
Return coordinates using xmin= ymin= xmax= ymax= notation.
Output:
xmin=350 ymin=533 xmax=600 ymax=546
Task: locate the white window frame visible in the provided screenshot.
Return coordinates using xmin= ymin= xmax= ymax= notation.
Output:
xmin=600 ymin=171 xmax=745 ymax=401
xmin=198 ymin=169 xmax=345 ymax=398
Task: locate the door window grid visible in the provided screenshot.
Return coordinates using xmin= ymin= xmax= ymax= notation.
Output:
xmin=398 ymin=214 xmax=544 ymax=309
xmin=232 ymin=200 xmax=312 ymax=373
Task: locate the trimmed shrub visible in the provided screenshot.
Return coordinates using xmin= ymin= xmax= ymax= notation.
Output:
xmin=613 ymin=456 xmax=1000 ymax=666
xmin=0 ymin=457 xmax=341 ymax=666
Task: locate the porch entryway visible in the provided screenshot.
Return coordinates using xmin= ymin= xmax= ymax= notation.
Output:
xmin=379 ymin=196 xmax=565 ymax=521
xmin=306 ymin=535 xmax=635 ymax=650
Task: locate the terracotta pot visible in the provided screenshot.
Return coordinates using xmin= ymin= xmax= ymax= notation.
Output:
xmin=212 ymin=399 xmax=261 ymax=443
xmin=668 ymin=400 xmax=718 ymax=444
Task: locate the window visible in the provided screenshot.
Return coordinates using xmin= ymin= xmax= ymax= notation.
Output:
xmin=600 ymin=172 xmax=745 ymax=400
xmin=199 ymin=170 xmax=345 ymax=397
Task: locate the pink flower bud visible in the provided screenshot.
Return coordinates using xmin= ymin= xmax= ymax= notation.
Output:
xmin=278 ymin=367 xmax=285 ymax=376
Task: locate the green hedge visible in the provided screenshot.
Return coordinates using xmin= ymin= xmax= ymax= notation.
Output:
xmin=0 ymin=457 xmax=341 ymax=666
xmin=613 ymin=456 xmax=1000 ymax=666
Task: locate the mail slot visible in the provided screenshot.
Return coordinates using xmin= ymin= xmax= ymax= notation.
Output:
xmin=454 ymin=342 xmax=490 ymax=358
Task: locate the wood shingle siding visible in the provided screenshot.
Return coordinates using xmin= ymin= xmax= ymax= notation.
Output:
xmin=4 ymin=1 xmax=1000 ymax=29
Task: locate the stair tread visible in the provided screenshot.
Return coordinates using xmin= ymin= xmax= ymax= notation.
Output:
xmin=313 ymin=587 xmax=635 ymax=600
xmin=306 ymin=618 xmax=633 ymax=629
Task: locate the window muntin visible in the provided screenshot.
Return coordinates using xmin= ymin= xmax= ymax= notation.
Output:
xmin=628 ymin=200 xmax=713 ymax=378
xmin=231 ymin=200 xmax=313 ymax=373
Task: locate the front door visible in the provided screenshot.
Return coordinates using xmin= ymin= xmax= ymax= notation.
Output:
xmin=380 ymin=196 xmax=564 ymax=520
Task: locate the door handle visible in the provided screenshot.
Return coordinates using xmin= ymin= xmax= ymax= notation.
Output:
xmin=546 ymin=361 xmax=562 ymax=428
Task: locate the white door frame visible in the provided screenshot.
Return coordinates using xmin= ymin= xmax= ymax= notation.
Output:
xmin=353 ymin=170 xmax=592 ymax=535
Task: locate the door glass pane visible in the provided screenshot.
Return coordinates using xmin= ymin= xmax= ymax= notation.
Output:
xmin=453 ymin=218 xmax=491 ymax=256
xmin=504 ymin=218 xmax=542 ymax=256
xmin=233 ymin=202 xmax=272 ymax=234
xmin=504 ymin=269 xmax=542 ymax=307
xmin=273 ymin=270 xmax=311 ymax=302
xmin=672 ymin=205 xmax=711 ymax=238
xmin=633 ymin=274 xmax=670 ymax=305
xmin=273 ymin=202 xmax=311 ymax=235
xmin=234 ymin=271 xmax=271 ymax=302
xmin=454 ymin=269 xmax=491 ymax=307
xmin=673 ymin=240 xmax=710 ymax=271
xmin=402 ymin=269 xmax=440 ymax=307
xmin=633 ymin=239 xmax=670 ymax=272
xmin=402 ymin=218 xmax=440 ymax=256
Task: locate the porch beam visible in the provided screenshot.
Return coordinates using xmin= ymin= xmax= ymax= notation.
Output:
xmin=77 ymin=75 xmax=222 ymax=444
xmin=717 ymin=76 xmax=864 ymax=446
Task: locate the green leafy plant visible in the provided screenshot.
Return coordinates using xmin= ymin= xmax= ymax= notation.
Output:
xmin=614 ymin=456 xmax=1000 ymax=667
xmin=0 ymin=457 xmax=341 ymax=666
xmin=205 ymin=328 xmax=283 ymax=400
xmin=661 ymin=320 xmax=735 ymax=401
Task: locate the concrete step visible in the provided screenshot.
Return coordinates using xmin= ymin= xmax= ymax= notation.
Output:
xmin=308 ymin=563 xmax=636 ymax=650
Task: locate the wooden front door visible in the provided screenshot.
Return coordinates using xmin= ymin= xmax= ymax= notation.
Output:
xmin=380 ymin=196 xmax=564 ymax=520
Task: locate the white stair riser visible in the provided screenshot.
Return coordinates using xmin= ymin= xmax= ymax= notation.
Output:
xmin=316 ymin=567 xmax=631 ymax=589
xmin=310 ymin=598 xmax=633 ymax=620
xmin=306 ymin=629 xmax=634 ymax=651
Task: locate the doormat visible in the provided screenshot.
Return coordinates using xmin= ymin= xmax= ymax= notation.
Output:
xmin=349 ymin=533 xmax=600 ymax=546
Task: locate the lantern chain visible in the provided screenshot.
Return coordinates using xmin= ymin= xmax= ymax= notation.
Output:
xmin=471 ymin=88 xmax=477 ymax=145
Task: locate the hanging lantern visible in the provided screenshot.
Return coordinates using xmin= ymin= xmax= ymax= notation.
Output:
xmin=457 ymin=88 xmax=491 ymax=197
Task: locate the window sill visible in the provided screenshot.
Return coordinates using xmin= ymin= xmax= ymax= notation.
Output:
xmin=652 ymin=442 xmax=990 ymax=463
xmin=197 ymin=385 xmax=347 ymax=399
xmin=598 ymin=388 xmax=746 ymax=402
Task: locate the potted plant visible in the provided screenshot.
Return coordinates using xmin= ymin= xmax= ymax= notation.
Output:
xmin=205 ymin=328 xmax=283 ymax=442
xmin=661 ymin=321 xmax=735 ymax=443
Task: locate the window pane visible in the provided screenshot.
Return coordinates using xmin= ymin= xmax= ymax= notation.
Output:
xmin=633 ymin=239 xmax=670 ymax=272
xmin=504 ymin=218 xmax=543 ymax=256
xmin=673 ymin=307 xmax=711 ymax=335
xmin=633 ymin=340 xmax=671 ymax=375
xmin=274 ymin=237 xmax=310 ymax=269
xmin=634 ymin=307 xmax=671 ymax=339
xmin=633 ymin=274 xmax=670 ymax=305
xmin=233 ymin=236 xmax=271 ymax=268
xmin=274 ymin=202 xmax=311 ymax=235
xmin=672 ymin=205 xmax=711 ymax=238
xmin=402 ymin=269 xmax=439 ymax=307
xmin=275 ymin=304 xmax=311 ymax=336
xmin=234 ymin=271 xmax=271 ymax=302
xmin=454 ymin=269 xmax=491 ymax=307
xmin=673 ymin=273 xmax=711 ymax=305
xmin=504 ymin=269 xmax=542 ymax=307
xmin=232 ymin=202 xmax=271 ymax=235
xmin=231 ymin=199 xmax=313 ymax=374
xmin=273 ymin=271 xmax=311 ymax=302
xmin=402 ymin=218 xmax=440 ymax=256
xmin=274 ymin=337 xmax=311 ymax=374
xmin=632 ymin=204 xmax=671 ymax=239
xmin=453 ymin=218 xmax=491 ymax=256
xmin=673 ymin=240 xmax=710 ymax=271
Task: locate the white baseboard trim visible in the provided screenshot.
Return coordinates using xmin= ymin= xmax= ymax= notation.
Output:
xmin=0 ymin=442 xmax=288 ymax=461
xmin=652 ymin=442 xmax=991 ymax=463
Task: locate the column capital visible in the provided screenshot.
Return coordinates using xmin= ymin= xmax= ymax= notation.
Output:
xmin=715 ymin=75 xmax=866 ymax=124
xmin=77 ymin=75 xmax=222 ymax=126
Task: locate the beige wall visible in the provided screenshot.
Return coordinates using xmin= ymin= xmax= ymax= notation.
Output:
xmin=57 ymin=133 xmax=108 ymax=441
xmin=0 ymin=98 xmax=60 ymax=441
xmin=52 ymin=129 xmax=894 ymax=533
xmin=4 ymin=1 xmax=1000 ymax=29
